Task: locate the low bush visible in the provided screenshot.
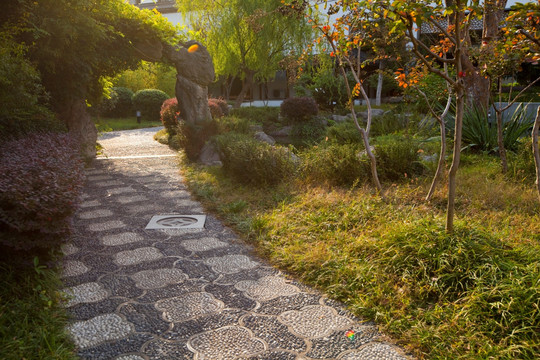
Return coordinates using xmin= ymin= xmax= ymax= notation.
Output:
xmin=0 ymin=133 xmax=84 ymax=252
xmin=215 ymin=116 xmax=252 ymax=135
xmin=299 ymin=143 xmax=369 ymax=186
xmin=176 ymin=120 xmax=219 ymax=161
xmin=280 ymin=97 xmax=319 ymax=123
xmin=290 ymin=118 xmax=327 ymax=147
xmin=374 ymin=136 xmax=423 ymax=181
xmin=370 ymin=112 xmax=411 ymax=136
xmin=132 ymin=89 xmax=169 ymax=122
xmin=106 ymin=87 xmax=134 ymax=117
xmin=153 ymin=128 xmax=169 ymax=145
xmin=207 ymin=99 xmax=224 ymax=119
xmin=230 ymin=106 xmax=280 ymax=125
xmin=209 ymin=98 xmax=229 ymax=117
xmin=160 ymin=98 xmax=180 ymax=135
xmin=215 ymin=132 xmax=296 ymax=185
xmin=326 ymin=121 xmax=363 ymax=145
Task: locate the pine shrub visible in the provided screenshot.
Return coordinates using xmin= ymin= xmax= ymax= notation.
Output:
xmin=280 ymin=97 xmax=319 ymax=123
xmin=0 ymin=133 xmax=84 ymax=251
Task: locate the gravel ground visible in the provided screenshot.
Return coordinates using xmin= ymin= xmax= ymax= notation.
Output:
xmin=62 ymin=127 xmax=412 ymax=360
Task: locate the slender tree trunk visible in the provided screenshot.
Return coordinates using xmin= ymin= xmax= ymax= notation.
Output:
xmin=426 ymin=119 xmax=447 ymax=201
xmin=376 ymin=60 xmax=384 ymax=106
xmin=234 ymin=70 xmax=254 ymax=108
xmin=532 ymin=107 xmax=540 ymax=201
xmin=447 ymin=86 xmax=464 ymax=233
xmin=496 ymin=109 xmax=508 ymax=173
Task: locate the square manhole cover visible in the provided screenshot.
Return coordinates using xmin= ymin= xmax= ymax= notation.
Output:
xmin=145 ymin=215 xmax=206 ymax=229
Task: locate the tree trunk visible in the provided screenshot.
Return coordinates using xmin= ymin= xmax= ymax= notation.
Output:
xmin=58 ymin=98 xmax=97 ymax=159
xmin=426 ymin=119 xmax=447 ymax=201
xmin=375 ymin=61 xmax=384 ymax=106
xmin=234 ymin=70 xmax=254 ymax=108
xmin=532 ymin=107 xmax=540 ymax=202
xmin=496 ymin=109 xmax=508 ymax=173
xmin=446 ymin=86 xmax=464 ymax=233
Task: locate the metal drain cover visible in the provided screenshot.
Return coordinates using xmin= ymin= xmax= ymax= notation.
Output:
xmin=145 ymin=215 xmax=206 ymax=229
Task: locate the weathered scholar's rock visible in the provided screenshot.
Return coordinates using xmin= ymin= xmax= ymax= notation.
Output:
xmin=165 ymin=41 xmax=215 ymax=125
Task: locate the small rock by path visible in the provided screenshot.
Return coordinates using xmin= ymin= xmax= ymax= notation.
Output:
xmin=62 ymin=127 xmax=411 ymax=359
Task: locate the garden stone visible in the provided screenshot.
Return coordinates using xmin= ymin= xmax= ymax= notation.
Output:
xmin=268 ymin=125 xmax=293 ymax=137
xmin=254 ymin=131 xmax=276 ymax=145
xmin=198 ymin=141 xmax=222 ymax=166
xmin=331 ymin=114 xmax=350 ymax=123
xmin=358 ymin=109 xmax=385 ymax=119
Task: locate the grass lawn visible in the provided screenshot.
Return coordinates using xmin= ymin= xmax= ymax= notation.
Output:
xmin=94 ymin=116 xmax=163 ymax=132
xmin=182 ymin=153 xmax=540 ymax=360
xmin=0 ymin=259 xmax=76 ymax=360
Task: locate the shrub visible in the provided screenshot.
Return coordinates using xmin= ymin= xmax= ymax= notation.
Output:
xmin=299 ymin=143 xmax=369 ymax=186
xmin=370 ymin=112 xmax=411 ymax=136
xmin=215 ymin=132 xmax=296 ymax=185
xmin=209 ymin=97 xmax=229 ymax=116
xmin=308 ymin=68 xmax=349 ymax=111
xmin=230 ymin=106 xmax=280 ymax=124
xmin=132 ymin=89 xmax=169 ymax=122
xmin=0 ymin=133 xmax=84 ymax=252
xmin=160 ymin=98 xmax=180 ymax=135
xmin=0 ymin=39 xmax=65 ymax=143
xmin=107 ymin=87 xmax=134 ymax=117
xmin=207 ymin=98 xmax=224 ymax=119
xmin=280 ymin=97 xmax=319 ymax=123
xmin=374 ymin=136 xmax=423 ymax=181
xmin=215 ymin=116 xmax=252 ymax=135
xmin=176 ymin=120 xmax=219 ymax=161
xmin=326 ymin=121 xmax=363 ymax=145
xmin=446 ymin=103 xmax=533 ymax=153
xmin=290 ymin=118 xmax=327 ymax=147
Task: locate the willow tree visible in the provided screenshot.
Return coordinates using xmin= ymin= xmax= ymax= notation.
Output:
xmin=176 ymin=0 xmax=315 ymax=107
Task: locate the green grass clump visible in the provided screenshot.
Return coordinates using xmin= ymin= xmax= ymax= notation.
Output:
xmin=182 ymin=156 xmax=540 ymax=359
xmin=94 ymin=116 xmax=162 ymax=132
xmin=0 ymin=259 xmax=76 ymax=360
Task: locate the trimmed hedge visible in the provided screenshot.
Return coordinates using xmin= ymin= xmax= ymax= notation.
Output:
xmin=0 ymin=133 xmax=84 ymax=251
xmin=132 ymin=89 xmax=169 ymax=122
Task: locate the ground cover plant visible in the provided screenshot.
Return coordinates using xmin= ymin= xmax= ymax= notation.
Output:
xmin=0 ymin=133 xmax=82 ymax=359
xmin=0 ymin=260 xmax=76 ymax=360
xmin=176 ymin=104 xmax=540 ymax=360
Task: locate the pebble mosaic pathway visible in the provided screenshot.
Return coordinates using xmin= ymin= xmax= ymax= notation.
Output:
xmin=63 ymin=127 xmax=411 ymax=359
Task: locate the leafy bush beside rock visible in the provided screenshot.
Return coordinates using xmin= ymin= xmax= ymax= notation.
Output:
xmin=0 ymin=133 xmax=84 ymax=251
xmin=215 ymin=132 xmax=296 ymax=185
xmin=132 ymin=89 xmax=169 ymax=122
xmin=160 ymin=98 xmax=180 ymax=135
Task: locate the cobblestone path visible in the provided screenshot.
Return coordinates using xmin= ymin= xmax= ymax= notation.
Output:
xmin=62 ymin=127 xmax=410 ymax=360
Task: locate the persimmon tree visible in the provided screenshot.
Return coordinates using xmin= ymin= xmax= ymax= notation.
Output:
xmin=281 ymin=0 xmax=384 ymax=192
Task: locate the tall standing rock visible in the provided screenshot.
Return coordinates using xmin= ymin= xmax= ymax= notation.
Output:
xmin=165 ymin=41 xmax=215 ymax=125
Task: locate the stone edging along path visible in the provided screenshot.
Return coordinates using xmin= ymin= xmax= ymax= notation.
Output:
xmin=61 ymin=127 xmax=411 ymax=359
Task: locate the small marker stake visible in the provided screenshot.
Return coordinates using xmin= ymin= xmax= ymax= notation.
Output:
xmin=345 ymin=330 xmax=355 ymax=341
